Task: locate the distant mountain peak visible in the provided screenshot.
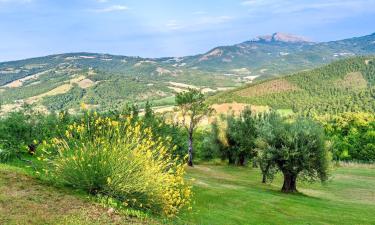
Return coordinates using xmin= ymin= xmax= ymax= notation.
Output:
xmin=253 ymin=32 xmax=312 ymax=43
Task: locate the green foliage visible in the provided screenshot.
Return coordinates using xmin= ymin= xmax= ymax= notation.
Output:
xmin=318 ymin=112 xmax=375 ymax=161
xmin=257 ymin=116 xmax=330 ymax=192
xmin=224 ymin=108 xmax=257 ymax=166
xmin=198 ymin=127 xmax=220 ymax=161
xmin=0 ymin=105 xmax=70 ymax=162
xmin=254 ymin=111 xmax=282 ymax=183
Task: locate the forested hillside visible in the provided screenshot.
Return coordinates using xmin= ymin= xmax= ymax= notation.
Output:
xmin=209 ymin=56 xmax=375 ymax=114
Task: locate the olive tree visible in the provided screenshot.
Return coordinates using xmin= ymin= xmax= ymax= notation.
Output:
xmin=255 ymin=111 xmax=281 ymax=183
xmin=258 ymin=116 xmax=330 ymax=192
xmin=225 ymin=108 xmax=257 ymax=166
xmin=175 ymin=88 xmax=212 ymax=166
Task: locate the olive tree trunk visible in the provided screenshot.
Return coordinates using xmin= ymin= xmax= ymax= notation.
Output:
xmin=262 ymin=174 xmax=267 ymax=183
xmin=237 ymin=153 xmax=246 ymax=166
xmin=281 ymin=172 xmax=297 ymax=193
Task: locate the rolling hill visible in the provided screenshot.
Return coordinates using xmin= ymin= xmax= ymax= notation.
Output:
xmin=208 ymin=56 xmax=375 ymax=114
xmin=0 ymin=32 xmax=375 ymax=114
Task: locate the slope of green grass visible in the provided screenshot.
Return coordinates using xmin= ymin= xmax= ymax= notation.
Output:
xmin=2 ymin=162 xmax=374 ymax=225
xmin=176 ymin=163 xmax=375 ymax=225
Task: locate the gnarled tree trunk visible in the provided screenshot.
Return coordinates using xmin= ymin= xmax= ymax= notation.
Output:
xmin=281 ymin=172 xmax=297 ymax=193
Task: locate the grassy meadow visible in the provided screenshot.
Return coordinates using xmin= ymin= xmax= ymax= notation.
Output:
xmin=178 ymin=163 xmax=375 ymax=225
xmin=1 ymin=161 xmax=375 ymax=225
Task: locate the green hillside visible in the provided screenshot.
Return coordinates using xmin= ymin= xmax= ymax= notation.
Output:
xmin=208 ymin=56 xmax=375 ymax=114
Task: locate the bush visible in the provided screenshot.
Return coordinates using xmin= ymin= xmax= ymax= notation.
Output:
xmin=318 ymin=112 xmax=375 ymax=162
xmin=38 ymin=112 xmax=191 ymax=217
xmin=0 ymin=106 xmax=71 ymax=162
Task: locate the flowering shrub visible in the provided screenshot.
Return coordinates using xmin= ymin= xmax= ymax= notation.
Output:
xmin=38 ymin=112 xmax=191 ymax=217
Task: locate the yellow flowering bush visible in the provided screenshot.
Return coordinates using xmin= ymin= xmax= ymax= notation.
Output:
xmin=39 ymin=112 xmax=191 ymax=217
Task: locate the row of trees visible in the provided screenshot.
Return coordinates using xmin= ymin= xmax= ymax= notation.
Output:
xmin=172 ymin=89 xmax=331 ymax=192
xmin=1 ymin=88 xmax=373 ymax=193
xmin=200 ymin=109 xmax=330 ymax=192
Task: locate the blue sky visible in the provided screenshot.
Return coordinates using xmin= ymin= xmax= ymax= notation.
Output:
xmin=0 ymin=0 xmax=375 ymax=61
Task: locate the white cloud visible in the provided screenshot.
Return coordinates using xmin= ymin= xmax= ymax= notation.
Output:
xmin=91 ymin=4 xmax=128 ymax=13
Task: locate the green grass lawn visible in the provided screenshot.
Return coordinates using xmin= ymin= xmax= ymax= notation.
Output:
xmin=176 ymin=163 xmax=375 ymax=225
xmin=1 ymin=162 xmax=375 ymax=225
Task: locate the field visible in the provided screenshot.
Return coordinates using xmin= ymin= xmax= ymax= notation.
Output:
xmin=1 ymin=162 xmax=375 ymax=225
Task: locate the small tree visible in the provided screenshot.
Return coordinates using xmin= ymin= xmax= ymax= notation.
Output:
xmin=255 ymin=111 xmax=281 ymax=183
xmin=175 ymin=88 xmax=212 ymax=166
xmin=225 ymin=108 xmax=257 ymax=166
xmin=272 ymin=117 xmax=330 ymax=192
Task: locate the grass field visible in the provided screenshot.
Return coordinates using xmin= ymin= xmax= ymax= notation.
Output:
xmin=1 ymin=162 xmax=375 ymax=225
xmin=178 ymin=163 xmax=375 ymax=225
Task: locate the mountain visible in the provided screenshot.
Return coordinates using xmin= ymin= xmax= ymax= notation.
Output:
xmin=208 ymin=56 xmax=375 ymax=114
xmin=0 ymin=32 xmax=375 ymax=114
xmin=183 ymin=32 xmax=375 ymax=76
xmin=253 ymin=32 xmax=312 ymax=43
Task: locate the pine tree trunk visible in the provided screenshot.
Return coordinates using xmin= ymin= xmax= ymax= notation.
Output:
xmin=187 ymin=132 xmax=194 ymax=167
xmin=281 ymin=172 xmax=297 ymax=193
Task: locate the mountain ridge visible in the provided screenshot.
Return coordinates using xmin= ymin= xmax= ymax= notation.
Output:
xmin=252 ymin=32 xmax=312 ymax=43
xmin=1 ymin=32 xmax=375 ymax=114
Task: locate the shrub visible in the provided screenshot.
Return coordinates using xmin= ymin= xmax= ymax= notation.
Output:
xmin=0 ymin=106 xmax=71 ymax=162
xmin=38 ymin=112 xmax=191 ymax=217
xmin=318 ymin=112 xmax=375 ymax=162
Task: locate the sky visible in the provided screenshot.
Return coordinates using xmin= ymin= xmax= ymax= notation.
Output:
xmin=0 ymin=0 xmax=375 ymax=62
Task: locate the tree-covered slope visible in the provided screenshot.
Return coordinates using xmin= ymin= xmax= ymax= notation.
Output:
xmin=208 ymin=56 xmax=375 ymax=114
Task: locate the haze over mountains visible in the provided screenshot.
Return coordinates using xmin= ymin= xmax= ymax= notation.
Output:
xmin=0 ymin=32 xmax=375 ymax=114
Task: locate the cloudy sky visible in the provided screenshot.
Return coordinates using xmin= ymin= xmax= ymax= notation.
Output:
xmin=1 ymin=0 xmax=375 ymax=61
